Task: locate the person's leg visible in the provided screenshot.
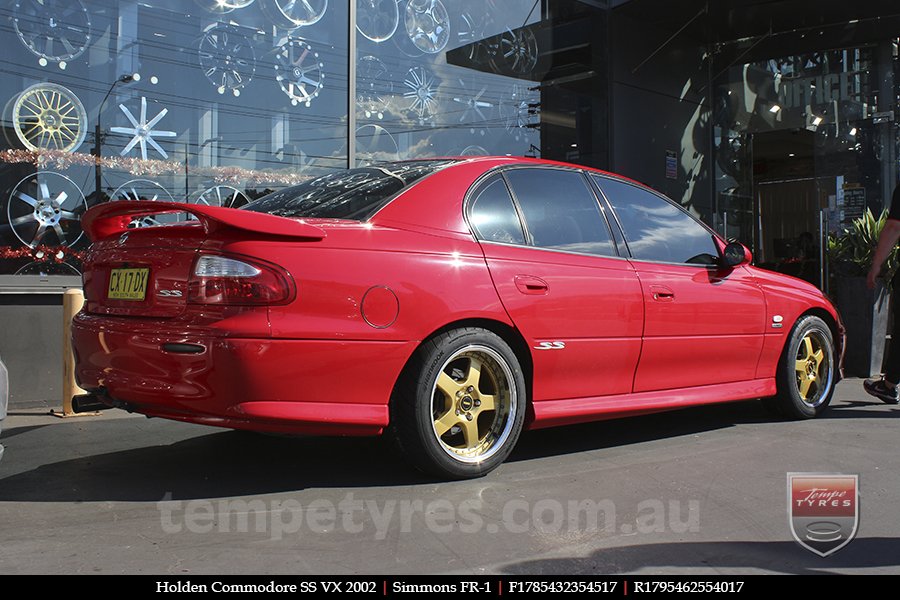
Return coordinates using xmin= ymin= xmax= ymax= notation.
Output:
xmin=883 ymin=288 xmax=900 ymax=385
xmin=864 ymin=287 xmax=900 ymax=403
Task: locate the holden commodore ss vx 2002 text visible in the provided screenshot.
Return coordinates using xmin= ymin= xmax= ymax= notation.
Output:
xmin=71 ymin=157 xmax=844 ymax=479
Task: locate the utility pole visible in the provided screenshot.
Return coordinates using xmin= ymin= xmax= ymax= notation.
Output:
xmin=94 ymin=73 xmax=138 ymax=200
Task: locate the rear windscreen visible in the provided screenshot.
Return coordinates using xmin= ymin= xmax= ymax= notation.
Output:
xmin=241 ymin=160 xmax=456 ymax=220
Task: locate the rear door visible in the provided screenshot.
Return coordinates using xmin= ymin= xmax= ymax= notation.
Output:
xmin=592 ymin=175 xmax=767 ymax=392
xmin=470 ymin=167 xmax=643 ymax=402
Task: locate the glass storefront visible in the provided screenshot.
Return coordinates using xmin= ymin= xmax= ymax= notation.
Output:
xmin=6 ymin=0 xmax=895 ymax=295
xmin=353 ymin=0 xmax=541 ymax=164
xmin=2 ymin=0 xmax=610 ymax=286
xmin=713 ymin=42 xmax=895 ymax=289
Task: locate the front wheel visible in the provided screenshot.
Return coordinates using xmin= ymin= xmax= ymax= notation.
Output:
xmin=391 ymin=328 xmax=527 ymax=479
xmin=770 ymin=315 xmax=836 ymax=419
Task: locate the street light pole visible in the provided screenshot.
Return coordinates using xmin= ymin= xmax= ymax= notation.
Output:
xmin=94 ymin=74 xmax=137 ymax=200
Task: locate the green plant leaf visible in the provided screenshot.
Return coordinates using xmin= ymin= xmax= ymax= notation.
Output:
xmin=829 ymin=208 xmax=900 ymax=285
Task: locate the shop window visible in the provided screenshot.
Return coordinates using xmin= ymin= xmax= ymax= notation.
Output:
xmin=0 ymin=0 xmax=604 ymax=285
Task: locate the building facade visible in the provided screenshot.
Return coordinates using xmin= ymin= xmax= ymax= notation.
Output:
xmin=1 ymin=0 xmax=899 ymax=403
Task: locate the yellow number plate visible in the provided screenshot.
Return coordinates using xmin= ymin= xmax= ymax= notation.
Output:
xmin=108 ymin=268 xmax=150 ymax=301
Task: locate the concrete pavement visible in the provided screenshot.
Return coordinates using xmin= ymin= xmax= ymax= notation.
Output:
xmin=0 ymin=378 xmax=897 ymax=575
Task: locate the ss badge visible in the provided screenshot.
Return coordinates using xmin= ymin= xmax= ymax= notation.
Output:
xmin=534 ymin=341 xmax=566 ymax=350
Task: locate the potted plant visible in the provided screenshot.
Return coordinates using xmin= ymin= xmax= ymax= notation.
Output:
xmin=827 ymin=209 xmax=899 ymax=377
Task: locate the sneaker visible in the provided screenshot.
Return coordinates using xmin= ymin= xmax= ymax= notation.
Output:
xmin=863 ymin=379 xmax=900 ymax=404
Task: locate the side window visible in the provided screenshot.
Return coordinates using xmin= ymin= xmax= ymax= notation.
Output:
xmin=595 ymin=176 xmax=719 ymax=266
xmin=468 ymin=177 xmax=526 ymax=245
xmin=504 ymin=169 xmax=615 ymax=257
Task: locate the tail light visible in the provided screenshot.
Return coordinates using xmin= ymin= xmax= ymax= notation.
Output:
xmin=188 ymin=254 xmax=295 ymax=305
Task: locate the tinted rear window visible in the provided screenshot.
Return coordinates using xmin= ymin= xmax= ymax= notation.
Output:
xmin=504 ymin=168 xmax=616 ymax=257
xmin=242 ymin=160 xmax=456 ymax=220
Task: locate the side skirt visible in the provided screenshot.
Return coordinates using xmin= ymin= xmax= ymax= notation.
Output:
xmin=529 ymin=378 xmax=777 ymax=429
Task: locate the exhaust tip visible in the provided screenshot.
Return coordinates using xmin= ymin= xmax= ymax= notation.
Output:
xmin=71 ymin=394 xmax=112 ymax=414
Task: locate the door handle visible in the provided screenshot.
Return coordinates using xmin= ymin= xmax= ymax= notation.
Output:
xmin=515 ymin=275 xmax=549 ymax=295
xmin=649 ymin=285 xmax=675 ymax=302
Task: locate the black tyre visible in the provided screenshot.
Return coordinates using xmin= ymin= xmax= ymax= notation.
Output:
xmin=391 ymin=327 xmax=527 ymax=479
xmin=771 ymin=315 xmax=836 ymax=419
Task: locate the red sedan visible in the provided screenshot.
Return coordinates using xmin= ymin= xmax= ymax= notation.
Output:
xmin=72 ymin=157 xmax=843 ymax=479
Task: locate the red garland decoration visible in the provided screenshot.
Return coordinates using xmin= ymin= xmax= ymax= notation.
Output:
xmin=0 ymin=148 xmax=312 ymax=187
xmin=0 ymin=245 xmax=85 ymax=263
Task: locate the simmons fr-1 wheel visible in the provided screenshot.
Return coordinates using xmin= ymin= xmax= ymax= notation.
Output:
xmin=392 ymin=328 xmax=526 ymax=479
xmin=771 ymin=315 xmax=836 ymax=419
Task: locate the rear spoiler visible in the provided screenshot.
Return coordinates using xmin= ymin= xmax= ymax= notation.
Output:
xmin=81 ymin=201 xmax=326 ymax=242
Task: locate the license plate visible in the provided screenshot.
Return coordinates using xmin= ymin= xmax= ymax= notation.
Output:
xmin=108 ymin=268 xmax=150 ymax=301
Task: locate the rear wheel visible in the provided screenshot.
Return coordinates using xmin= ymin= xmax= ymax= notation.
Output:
xmin=391 ymin=328 xmax=526 ymax=479
xmin=770 ymin=315 xmax=836 ymax=419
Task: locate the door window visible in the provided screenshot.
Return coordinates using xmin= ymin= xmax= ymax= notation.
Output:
xmin=504 ymin=169 xmax=615 ymax=257
xmin=595 ymin=176 xmax=719 ymax=265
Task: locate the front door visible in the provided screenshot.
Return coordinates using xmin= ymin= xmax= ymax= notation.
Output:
xmin=593 ymin=174 xmax=768 ymax=392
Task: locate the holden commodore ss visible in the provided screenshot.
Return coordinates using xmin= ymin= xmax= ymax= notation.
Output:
xmin=72 ymin=157 xmax=844 ymax=479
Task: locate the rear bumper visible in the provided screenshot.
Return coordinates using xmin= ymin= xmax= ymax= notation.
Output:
xmin=72 ymin=314 xmax=415 ymax=435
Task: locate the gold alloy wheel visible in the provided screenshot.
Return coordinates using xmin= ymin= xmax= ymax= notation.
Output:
xmin=13 ymin=83 xmax=87 ymax=152
xmin=794 ymin=329 xmax=833 ymax=407
xmin=431 ymin=345 xmax=516 ymax=463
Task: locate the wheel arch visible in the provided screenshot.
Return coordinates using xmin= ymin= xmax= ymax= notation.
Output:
xmin=391 ymin=318 xmax=535 ymax=424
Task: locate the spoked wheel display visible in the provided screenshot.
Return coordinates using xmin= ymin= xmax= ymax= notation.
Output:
xmin=274 ymin=38 xmax=324 ymax=107
xmin=356 ymin=0 xmax=399 ymax=43
xmin=767 ymin=315 xmax=836 ymax=419
xmin=392 ymin=328 xmax=526 ymax=479
xmin=191 ymin=184 xmax=250 ymax=209
xmin=13 ymin=0 xmax=92 ymax=68
xmin=198 ymin=24 xmax=256 ymax=97
xmin=6 ymin=171 xmax=86 ymax=247
xmin=111 ymin=179 xmax=175 ymax=228
xmin=13 ymin=83 xmax=87 ymax=152
xmin=500 ymin=84 xmax=538 ymax=141
xmin=15 ymin=260 xmax=80 ymax=276
xmin=262 ymin=0 xmax=328 ymax=29
xmin=459 ymin=145 xmax=488 ymax=156
xmin=489 ymin=27 xmax=539 ymax=76
xmin=357 ymin=55 xmax=392 ymax=119
xmin=402 ymin=65 xmax=438 ymax=124
xmin=404 ymin=0 xmax=449 ymax=54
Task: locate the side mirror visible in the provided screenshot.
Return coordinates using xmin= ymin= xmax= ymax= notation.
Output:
xmin=722 ymin=241 xmax=752 ymax=267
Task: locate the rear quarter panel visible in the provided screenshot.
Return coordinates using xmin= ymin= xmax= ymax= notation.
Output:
xmin=207 ymin=228 xmax=510 ymax=342
xmin=234 ymin=159 xmax=518 ymax=344
xmin=196 ymin=187 xmax=515 ymax=412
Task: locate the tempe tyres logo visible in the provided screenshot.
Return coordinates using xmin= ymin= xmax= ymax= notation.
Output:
xmin=787 ymin=473 xmax=858 ymax=557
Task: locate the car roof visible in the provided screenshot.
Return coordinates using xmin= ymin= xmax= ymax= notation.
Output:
xmin=369 ymin=156 xmax=656 ymax=236
xmin=420 ymin=155 xmax=652 ymax=191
